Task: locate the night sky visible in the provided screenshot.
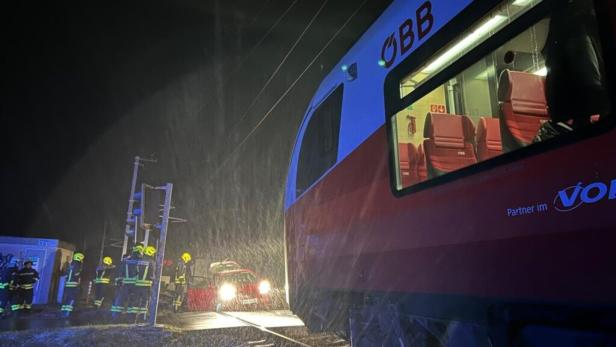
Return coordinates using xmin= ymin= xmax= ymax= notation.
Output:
xmin=1 ymin=0 xmax=390 ymax=277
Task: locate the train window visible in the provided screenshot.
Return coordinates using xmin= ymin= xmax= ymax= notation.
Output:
xmin=391 ymin=0 xmax=610 ymax=191
xmin=296 ymin=86 xmax=343 ymax=196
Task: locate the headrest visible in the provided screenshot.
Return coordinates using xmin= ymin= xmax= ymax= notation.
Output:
xmin=477 ymin=117 xmax=501 ymax=140
xmin=498 ymin=69 xmax=546 ymax=104
xmin=476 ymin=117 xmax=502 ymax=150
xmin=398 ymin=142 xmax=417 ymax=162
xmin=424 ymin=113 xmax=475 ymax=149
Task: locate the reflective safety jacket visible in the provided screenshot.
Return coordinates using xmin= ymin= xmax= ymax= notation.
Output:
xmin=135 ymin=256 xmax=155 ymax=287
xmin=64 ymin=261 xmax=83 ymax=288
xmin=7 ymin=266 xmax=19 ymax=290
xmin=0 ymin=265 xmax=14 ymax=290
xmin=119 ymin=254 xmax=141 ymax=286
xmin=94 ymin=264 xmax=116 ymax=285
xmin=17 ymin=268 xmax=40 ymax=290
xmin=174 ymin=261 xmax=192 ymax=286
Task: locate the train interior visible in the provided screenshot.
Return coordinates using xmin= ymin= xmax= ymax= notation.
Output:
xmin=392 ymin=0 xmax=610 ymax=190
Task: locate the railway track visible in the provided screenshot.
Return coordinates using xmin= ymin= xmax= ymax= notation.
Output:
xmin=219 ymin=311 xmax=350 ymax=347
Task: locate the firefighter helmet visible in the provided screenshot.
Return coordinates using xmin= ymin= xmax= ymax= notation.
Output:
xmin=133 ymin=244 xmax=145 ymax=254
xmin=73 ymin=252 xmax=85 ymax=262
xmin=144 ymin=245 xmax=157 ymax=257
xmin=103 ymin=256 xmax=113 ymax=265
xmin=181 ymin=252 xmax=192 ymax=263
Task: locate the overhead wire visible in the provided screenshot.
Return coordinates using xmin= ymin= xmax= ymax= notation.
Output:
xmin=193 ymin=0 xmax=299 ymax=117
xmin=236 ymin=0 xmax=300 ymax=75
xmin=229 ymin=0 xmax=329 ymax=129
xmin=208 ymin=0 xmax=370 ymax=180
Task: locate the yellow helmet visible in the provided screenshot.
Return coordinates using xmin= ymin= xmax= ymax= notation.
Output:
xmin=132 ymin=244 xmax=144 ymax=254
xmin=144 ymin=245 xmax=157 ymax=257
xmin=73 ymin=252 xmax=85 ymax=262
xmin=181 ymin=252 xmax=192 ymax=263
xmin=103 ymin=256 xmax=113 ymax=266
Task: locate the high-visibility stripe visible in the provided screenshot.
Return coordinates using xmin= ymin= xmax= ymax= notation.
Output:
xmin=65 ymin=282 xmax=79 ymax=288
xmin=23 ymin=304 xmax=31 ymax=309
xmin=133 ymin=263 xmax=152 ymax=285
xmin=132 ymin=307 xmax=147 ymax=314
xmin=110 ymin=305 xmax=125 ymax=313
xmin=11 ymin=304 xmax=21 ymax=311
xmin=123 ymin=277 xmax=137 ymax=284
xmin=135 ymin=280 xmax=152 ymax=287
xmin=0 ymin=282 xmax=8 ymax=289
xmin=21 ymin=284 xmax=34 ymax=290
xmin=0 ymin=308 xmax=4 ymax=313
xmin=95 ymin=269 xmax=111 ymax=283
xmin=61 ymin=305 xmax=73 ymax=312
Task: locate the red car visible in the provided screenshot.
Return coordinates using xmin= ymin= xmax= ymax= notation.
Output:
xmin=187 ymin=268 xmax=272 ymax=311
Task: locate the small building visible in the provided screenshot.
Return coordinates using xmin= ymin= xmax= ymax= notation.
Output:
xmin=0 ymin=236 xmax=75 ymax=304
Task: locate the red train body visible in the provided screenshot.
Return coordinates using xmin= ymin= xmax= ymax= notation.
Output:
xmin=284 ymin=0 xmax=616 ymax=345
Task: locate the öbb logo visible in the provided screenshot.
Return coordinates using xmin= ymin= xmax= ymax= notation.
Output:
xmin=380 ymin=1 xmax=434 ymax=68
xmin=554 ymin=179 xmax=616 ymax=212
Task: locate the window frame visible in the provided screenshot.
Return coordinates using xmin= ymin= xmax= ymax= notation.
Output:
xmin=296 ymin=84 xmax=344 ymax=198
xmin=384 ymin=0 xmax=616 ymax=198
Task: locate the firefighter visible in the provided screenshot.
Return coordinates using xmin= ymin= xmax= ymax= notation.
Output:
xmin=93 ymin=256 xmax=115 ymax=309
xmin=0 ymin=254 xmax=14 ymax=316
xmin=60 ymin=252 xmax=84 ymax=317
xmin=129 ymin=245 xmax=156 ymax=320
xmin=16 ymin=260 xmax=39 ymax=312
xmin=7 ymin=258 xmax=20 ymax=314
xmin=111 ymin=244 xmax=143 ymax=319
xmin=173 ymin=252 xmax=193 ymax=313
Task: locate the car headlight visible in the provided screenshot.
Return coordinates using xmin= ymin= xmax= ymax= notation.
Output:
xmin=219 ymin=283 xmax=237 ymax=301
xmin=258 ymin=280 xmax=271 ymax=295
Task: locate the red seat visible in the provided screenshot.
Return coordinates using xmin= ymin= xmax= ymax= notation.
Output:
xmin=417 ymin=144 xmax=428 ymax=182
xmin=476 ymin=117 xmax=502 ymax=161
xmin=423 ymin=113 xmax=477 ymax=177
xmin=498 ymin=70 xmax=549 ymax=151
xmin=398 ymin=143 xmax=419 ymax=187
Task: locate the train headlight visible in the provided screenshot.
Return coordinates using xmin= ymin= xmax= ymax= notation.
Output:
xmin=219 ymin=283 xmax=237 ymax=301
xmin=258 ymin=280 xmax=271 ymax=295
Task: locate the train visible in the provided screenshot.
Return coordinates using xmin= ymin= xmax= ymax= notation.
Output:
xmin=284 ymin=0 xmax=616 ymax=345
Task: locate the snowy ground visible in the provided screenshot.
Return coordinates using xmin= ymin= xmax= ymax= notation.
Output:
xmin=0 ymin=306 xmax=307 ymax=346
xmin=0 ymin=324 xmax=256 ymax=347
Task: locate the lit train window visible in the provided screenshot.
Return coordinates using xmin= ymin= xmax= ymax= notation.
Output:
xmin=391 ymin=0 xmax=610 ymax=191
xmin=296 ymin=86 xmax=343 ymax=196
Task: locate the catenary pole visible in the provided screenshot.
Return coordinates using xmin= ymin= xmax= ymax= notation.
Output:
xmin=122 ymin=156 xmax=141 ymax=256
xmin=148 ymin=183 xmax=173 ymax=326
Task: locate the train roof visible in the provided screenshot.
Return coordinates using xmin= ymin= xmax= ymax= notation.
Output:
xmin=285 ymin=0 xmax=475 ymax=210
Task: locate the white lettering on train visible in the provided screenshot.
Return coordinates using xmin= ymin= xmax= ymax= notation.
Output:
xmin=380 ymin=1 xmax=434 ymax=68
